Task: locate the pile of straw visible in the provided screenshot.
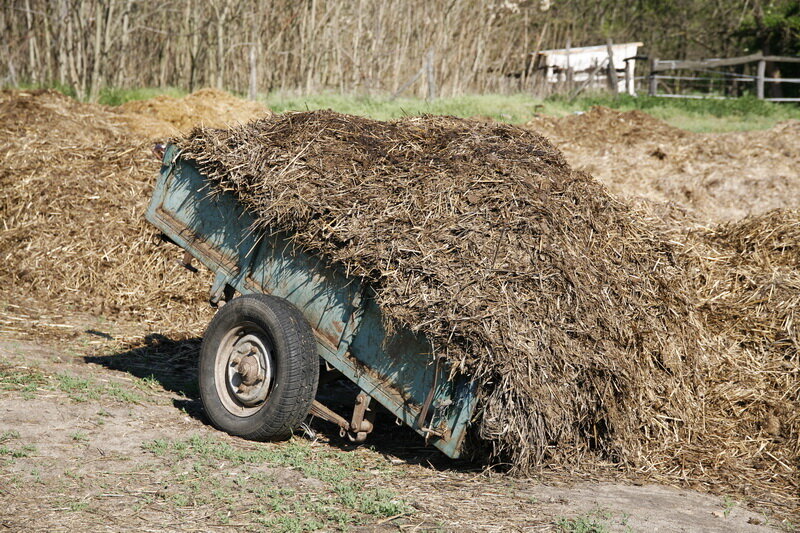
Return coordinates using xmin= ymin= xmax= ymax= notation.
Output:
xmin=689 ymin=211 xmax=798 ymax=498
xmin=119 ymin=88 xmax=270 ymax=139
xmin=0 ymin=90 xmax=210 ymax=336
xmin=180 ymin=111 xmax=709 ymax=474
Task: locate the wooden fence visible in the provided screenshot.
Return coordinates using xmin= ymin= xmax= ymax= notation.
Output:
xmin=647 ymin=52 xmax=800 ymax=102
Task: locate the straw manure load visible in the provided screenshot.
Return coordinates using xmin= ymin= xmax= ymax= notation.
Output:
xmin=180 ymin=110 xmax=709 ymax=474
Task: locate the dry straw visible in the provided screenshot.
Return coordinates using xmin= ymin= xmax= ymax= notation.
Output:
xmin=0 ymin=89 xmax=211 ymax=336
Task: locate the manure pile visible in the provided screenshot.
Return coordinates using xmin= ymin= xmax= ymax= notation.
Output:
xmin=527 ymin=107 xmax=800 ymax=226
xmin=0 ymin=89 xmax=210 ymax=337
xmin=182 ymin=112 xmax=734 ymax=483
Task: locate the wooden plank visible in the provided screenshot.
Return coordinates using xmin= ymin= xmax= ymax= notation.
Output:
xmin=648 ymin=57 xmax=658 ymax=96
xmin=763 ymin=55 xmax=800 ymax=63
xmin=653 ymin=94 xmax=732 ymax=100
xmin=425 ymin=48 xmax=436 ymax=100
xmin=653 ymin=53 xmax=800 ymax=73
xmin=765 ymin=97 xmax=800 ymax=102
xmin=606 ymin=39 xmax=618 ymax=96
xmin=764 ymin=77 xmax=800 ymax=83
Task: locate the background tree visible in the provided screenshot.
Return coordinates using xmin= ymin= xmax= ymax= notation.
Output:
xmin=0 ymin=0 xmax=776 ymax=100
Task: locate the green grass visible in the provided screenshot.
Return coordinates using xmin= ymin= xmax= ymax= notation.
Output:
xmin=542 ymin=92 xmax=800 ymax=132
xmin=142 ymin=434 xmax=411 ymax=530
xmin=97 ymin=86 xmax=187 ymax=106
xmin=262 ymin=92 xmax=544 ymax=124
xmin=7 ymin=82 xmax=798 ymax=132
xmin=263 ymin=90 xmax=800 ymax=133
xmin=0 ymin=431 xmax=36 ymax=459
xmin=0 ymin=358 xmax=146 ymax=404
xmin=70 ymin=431 xmax=89 ymax=442
xmin=556 ymin=509 xmax=613 ymax=533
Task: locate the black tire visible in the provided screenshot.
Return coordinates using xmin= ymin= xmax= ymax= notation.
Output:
xmin=198 ymin=294 xmax=319 ymax=441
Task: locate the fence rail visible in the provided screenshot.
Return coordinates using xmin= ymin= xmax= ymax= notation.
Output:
xmin=648 ymin=52 xmax=800 ymax=102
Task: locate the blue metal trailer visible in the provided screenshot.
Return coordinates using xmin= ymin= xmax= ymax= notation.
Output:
xmin=146 ymin=145 xmax=477 ymax=458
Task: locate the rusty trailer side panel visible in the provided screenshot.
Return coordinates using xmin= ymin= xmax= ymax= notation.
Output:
xmin=146 ymin=145 xmax=477 ymax=458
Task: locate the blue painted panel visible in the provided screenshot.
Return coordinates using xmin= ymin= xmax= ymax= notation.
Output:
xmin=245 ymin=234 xmax=360 ymax=352
xmin=146 ymin=145 xmax=477 ymax=459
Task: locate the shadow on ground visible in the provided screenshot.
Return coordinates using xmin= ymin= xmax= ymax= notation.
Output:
xmin=86 ymin=333 xmax=480 ymax=473
xmin=85 ymin=333 xmax=202 ymax=398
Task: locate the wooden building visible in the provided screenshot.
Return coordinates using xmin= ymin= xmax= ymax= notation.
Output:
xmin=533 ymin=42 xmax=643 ymax=95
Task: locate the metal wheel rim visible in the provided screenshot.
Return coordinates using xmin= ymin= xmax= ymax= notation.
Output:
xmin=214 ymin=322 xmax=275 ymax=417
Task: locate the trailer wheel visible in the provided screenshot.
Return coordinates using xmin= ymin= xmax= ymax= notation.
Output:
xmin=199 ymin=294 xmax=319 ymax=441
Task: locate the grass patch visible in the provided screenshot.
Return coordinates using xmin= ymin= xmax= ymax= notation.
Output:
xmin=263 ymin=91 xmax=800 ymax=133
xmin=0 ymin=363 xmax=48 ymax=395
xmin=263 ymin=92 xmax=543 ymax=124
xmin=542 ymin=93 xmax=800 ymax=132
xmin=9 ymin=83 xmax=798 ymax=132
xmin=70 ymin=431 xmax=89 ymax=442
xmin=556 ymin=508 xmax=614 ymax=533
xmin=142 ymin=434 xmax=411 ymax=529
xmin=0 ymin=357 xmax=146 ymax=404
xmin=0 ymin=430 xmax=20 ymax=443
xmin=97 ymin=86 xmax=187 ymax=106
xmin=68 ymin=501 xmax=89 ymax=512
xmin=0 ymin=442 xmax=36 ymax=459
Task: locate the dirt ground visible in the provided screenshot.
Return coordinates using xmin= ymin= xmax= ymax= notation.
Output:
xmin=0 ymin=90 xmax=798 ymax=531
xmin=0 ymin=338 xmax=779 ymax=532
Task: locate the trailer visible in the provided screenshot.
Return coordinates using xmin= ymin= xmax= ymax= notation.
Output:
xmin=146 ymin=145 xmax=477 ymax=458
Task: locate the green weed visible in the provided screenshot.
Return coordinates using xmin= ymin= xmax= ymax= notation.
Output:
xmin=556 ymin=508 xmax=614 ymax=533
xmin=0 ymin=364 xmax=47 ymax=395
xmin=70 ymin=431 xmax=89 ymax=442
xmin=68 ymin=501 xmax=89 ymax=512
xmin=0 ymin=430 xmax=20 ymax=443
xmin=722 ymin=496 xmax=737 ymax=517
xmin=0 ymin=443 xmax=36 ymax=458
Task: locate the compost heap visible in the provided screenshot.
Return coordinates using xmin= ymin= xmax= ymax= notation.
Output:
xmin=0 ymin=89 xmax=211 ymax=337
xmin=180 ymin=111 xmax=713 ymax=477
xmin=526 ymin=107 xmax=800 ymax=226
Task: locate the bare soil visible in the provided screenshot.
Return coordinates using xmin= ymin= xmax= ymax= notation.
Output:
xmin=0 ymin=338 xmax=780 ymax=532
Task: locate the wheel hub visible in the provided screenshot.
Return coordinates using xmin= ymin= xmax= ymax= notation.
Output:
xmin=226 ymin=333 xmax=272 ymax=407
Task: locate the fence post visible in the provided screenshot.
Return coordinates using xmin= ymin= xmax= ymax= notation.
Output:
xmin=648 ymin=57 xmax=658 ymax=96
xmin=606 ymin=39 xmax=618 ymax=96
xmin=248 ymin=45 xmax=258 ymax=100
xmin=757 ymin=59 xmax=766 ymax=99
xmin=425 ymin=48 xmax=437 ymax=101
